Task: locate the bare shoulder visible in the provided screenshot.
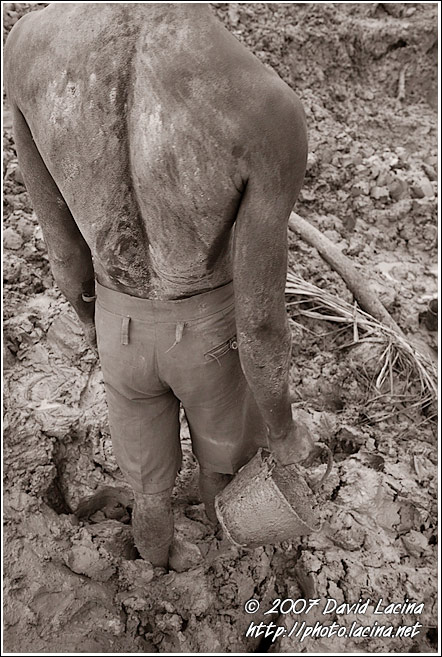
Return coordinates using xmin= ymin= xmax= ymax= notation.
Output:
xmin=264 ymin=75 xmax=306 ymax=144
xmin=243 ymin=71 xmax=308 ymax=181
xmin=4 ymin=7 xmax=51 ymax=98
xmin=4 ymin=10 xmax=34 ymax=59
xmin=4 ymin=5 xmax=51 ymax=54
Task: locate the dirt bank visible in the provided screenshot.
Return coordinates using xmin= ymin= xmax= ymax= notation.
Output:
xmin=3 ymin=3 xmax=438 ymax=653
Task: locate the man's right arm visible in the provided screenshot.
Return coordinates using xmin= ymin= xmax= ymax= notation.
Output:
xmin=233 ymin=86 xmax=311 ymax=464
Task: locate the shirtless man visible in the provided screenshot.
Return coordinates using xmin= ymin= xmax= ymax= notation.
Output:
xmin=5 ymin=3 xmax=310 ymax=568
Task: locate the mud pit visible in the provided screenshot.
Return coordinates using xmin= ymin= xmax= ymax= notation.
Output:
xmin=3 ymin=3 xmax=438 ymax=653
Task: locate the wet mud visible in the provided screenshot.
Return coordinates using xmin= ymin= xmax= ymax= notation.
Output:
xmin=3 ymin=3 xmax=437 ymax=653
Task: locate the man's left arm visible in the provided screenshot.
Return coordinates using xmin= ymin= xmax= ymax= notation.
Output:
xmin=9 ymin=104 xmax=97 ymax=346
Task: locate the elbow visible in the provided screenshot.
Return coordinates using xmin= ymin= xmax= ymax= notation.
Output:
xmin=238 ymin=315 xmax=291 ymax=350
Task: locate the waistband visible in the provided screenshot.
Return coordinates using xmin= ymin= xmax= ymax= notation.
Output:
xmin=96 ymin=280 xmax=234 ymax=322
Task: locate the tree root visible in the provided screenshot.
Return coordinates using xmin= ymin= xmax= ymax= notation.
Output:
xmin=288 ymin=212 xmax=404 ymax=334
xmin=288 ymin=213 xmax=437 ymax=365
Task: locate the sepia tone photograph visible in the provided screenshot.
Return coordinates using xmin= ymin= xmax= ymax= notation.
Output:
xmin=2 ymin=1 xmax=438 ymax=654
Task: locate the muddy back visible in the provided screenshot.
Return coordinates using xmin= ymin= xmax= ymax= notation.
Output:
xmin=7 ymin=3 xmax=286 ymax=298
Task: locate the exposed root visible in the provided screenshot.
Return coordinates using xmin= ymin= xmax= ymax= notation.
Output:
xmin=288 ymin=212 xmax=402 ymax=333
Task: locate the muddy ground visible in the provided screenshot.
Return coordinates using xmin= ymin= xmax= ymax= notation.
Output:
xmin=3 ymin=2 xmax=438 ymax=654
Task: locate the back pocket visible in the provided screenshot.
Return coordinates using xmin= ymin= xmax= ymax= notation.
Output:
xmin=204 ymin=335 xmax=237 ymax=363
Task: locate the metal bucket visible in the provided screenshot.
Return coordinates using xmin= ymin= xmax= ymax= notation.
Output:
xmin=214 ymin=445 xmax=332 ymax=548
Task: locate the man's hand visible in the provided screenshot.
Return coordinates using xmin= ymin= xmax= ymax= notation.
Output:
xmin=82 ymin=320 xmax=97 ymax=350
xmin=268 ymin=411 xmax=317 ymax=467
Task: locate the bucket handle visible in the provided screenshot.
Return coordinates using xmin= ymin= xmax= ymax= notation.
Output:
xmin=309 ymin=442 xmax=333 ymax=492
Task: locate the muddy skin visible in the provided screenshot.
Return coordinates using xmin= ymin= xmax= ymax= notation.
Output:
xmin=132 ymin=488 xmax=174 ymax=569
xmin=4 ymin=3 xmax=308 ymax=564
xmin=199 ymin=468 xmax=233 ymax=525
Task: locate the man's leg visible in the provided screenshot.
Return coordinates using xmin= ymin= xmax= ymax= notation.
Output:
xmin=199 ymin=468 xmax=232 ymax=524
xmin=95 ymin=296 xmax=182 ymax=568
xmin=132 ymin=486 xmax=174 ymax=567
xmin=170 ymin=301 xmax=267 ymax=527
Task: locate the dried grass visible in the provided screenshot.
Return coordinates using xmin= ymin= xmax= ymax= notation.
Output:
xmin=285 ymin=272 xmax=437 ymax=422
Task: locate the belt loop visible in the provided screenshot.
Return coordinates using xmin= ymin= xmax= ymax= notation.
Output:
xmin=121 ymin=316 xmax=131 ymax=345
xmin=175 ymin=321 xmax=185 ymax=344
xmin=165 ymin=321 xmax=185 ymax=353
